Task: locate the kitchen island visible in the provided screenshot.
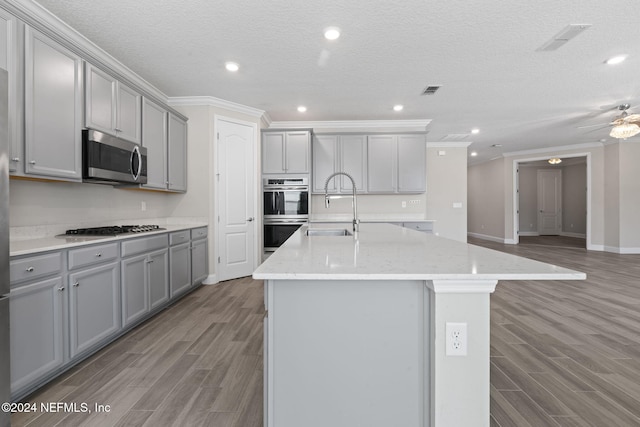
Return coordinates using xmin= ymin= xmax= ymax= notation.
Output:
xmin=253 ymin=223 xmax=585 ymax=427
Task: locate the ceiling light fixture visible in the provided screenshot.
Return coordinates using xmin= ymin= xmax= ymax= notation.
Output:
xmin=324 ymin=27 xmax=341 ymax=40
xmin=471 ymin=128 xmax=480 ymax=134
xmin=225 ymin=62 xmax=239 ymax=72
xmin=470 ymin=151 xmax=478 ymax=157
xmin=393 ymin=105 xmax=404 ymax=112
xmin=605 ymin=55 xmax=627 ymax=65
xmin=610 ymin=123 xmax=640 ymax=139
xmin=297 ymin=106 xmax=307 ymax=113
xmin=548 ymin=158 xmax=562 ymax=165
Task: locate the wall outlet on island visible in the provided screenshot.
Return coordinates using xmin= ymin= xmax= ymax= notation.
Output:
xmin=446 ymin=322 xmax=467 ymax=356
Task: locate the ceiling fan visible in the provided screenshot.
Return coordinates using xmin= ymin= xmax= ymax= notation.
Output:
xmin=579 ymin=104 xmax=640 ymax=139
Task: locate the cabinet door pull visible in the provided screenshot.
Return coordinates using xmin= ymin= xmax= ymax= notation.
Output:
xmin=26 ymin=266 xmax=35 ymax=272
xmin=11 ymin=157 xmax=19 ymax=162
xmin=58 ymin=286 xmax=65 ymax=291
xmin=29 ymin=160 xmax=36 ymax=165
xmin=96 ymin=253 xmax=102 ymax=257
xmin=73 ymin=282 xmax=79 ymax=287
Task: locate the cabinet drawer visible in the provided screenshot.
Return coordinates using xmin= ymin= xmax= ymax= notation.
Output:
xmin=402 ymin=222 xmax=433 ymax=233
xmin=191 ymin=227 xmax=207 ymax=240
xmin=121 ymin=234 xmax=168 ymax=258
xmin=68 ymin=242 xmax=118 ymax=270
xmin=169 ymin=230 xmax=190 ymax=246
xmin=10 ymin=252 xmax=62 ymax=285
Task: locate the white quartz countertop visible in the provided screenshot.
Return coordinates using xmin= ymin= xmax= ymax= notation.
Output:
xmin=253 ymin=223 xmax=586 ymax=281
xmin=10 ymin=224 xmax=207 ymax=257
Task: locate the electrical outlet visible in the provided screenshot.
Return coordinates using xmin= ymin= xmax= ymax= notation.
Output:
xmin=446 ymin=322 xmax=467 ymax=356
xmin=402 ymin=201 xmax=407 ymax=208
xmin=141 ymin=201 xmax=147 ymax=212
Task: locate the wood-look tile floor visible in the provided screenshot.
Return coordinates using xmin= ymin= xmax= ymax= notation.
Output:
xmin=12 ymin=238 xmax=640 ymax=426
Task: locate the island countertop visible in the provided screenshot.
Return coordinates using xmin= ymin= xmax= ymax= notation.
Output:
xmin=253 ymin=223 xmax=586 ymax=281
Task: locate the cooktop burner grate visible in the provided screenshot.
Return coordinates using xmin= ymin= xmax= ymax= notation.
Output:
xmin=64 ymin=225 xmax=163 ymax=236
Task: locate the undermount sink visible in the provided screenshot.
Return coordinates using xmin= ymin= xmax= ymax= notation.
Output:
xmin=305 ymin=228 xmax=353 ymax=237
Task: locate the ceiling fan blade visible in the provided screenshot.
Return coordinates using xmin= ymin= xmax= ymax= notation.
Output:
xmin=577 ymin=123 xmax=610 ymax=129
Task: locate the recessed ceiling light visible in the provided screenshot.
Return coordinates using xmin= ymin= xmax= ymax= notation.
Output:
xmin=606 ymin=55 xmax=627 ymax=65
xmin=471 ymin=128 xmax=480 ymax=134
xmin=324 ymin=27 xmax=341 ymax=40
xmin=225 ymin=62 xmax=239 ymax=72
xmin=297 ymin=106 xmax=307 ymax=113
xmin=470 ymin=151 xmax=478 ymax=157
xmin=393 ymin=105 xmax=404 ymax=112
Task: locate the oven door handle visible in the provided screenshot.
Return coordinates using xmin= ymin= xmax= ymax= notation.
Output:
xmin=264 ymin=186 xmax=309 ymax=191
xmin=264 ymin=220 xmax=308 ymax=224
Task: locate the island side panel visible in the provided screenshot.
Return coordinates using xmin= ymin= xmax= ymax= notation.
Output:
xmin=266 ymin=279 xmax=429 ymax=427
xmin=428 ymin=280 xmax=497 ymax=427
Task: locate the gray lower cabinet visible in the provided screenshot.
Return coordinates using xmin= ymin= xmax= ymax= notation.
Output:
xmin=9 ymin=276 xmax=65 ymax=394
xmin=68 ymin=262 xmax=120 ymax=358
xmin=121 ymin=248 xmax=169 ymax=327
xmin=170 ymin=242 xmax=191 ymax=297
xmin=24 ymin=25 xmax=83 ymax=181
xmin=190 ymin=229 xmax=208 ymax=286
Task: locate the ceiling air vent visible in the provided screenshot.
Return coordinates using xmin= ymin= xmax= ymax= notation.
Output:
xmin=442 ymin=134 xmax=470 ymax=142
xmin=537 ymin=24 xmax=591 ymax=51
xmin=421 ymin=85 xmax=441 ymax=96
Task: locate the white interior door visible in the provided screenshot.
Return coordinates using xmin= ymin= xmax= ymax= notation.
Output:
xmin=217 ymin=118 xmax=256 ymax=281
xmin=537 ymin=169 xmax=562 ymax=235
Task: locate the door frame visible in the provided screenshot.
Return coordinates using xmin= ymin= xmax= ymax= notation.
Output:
xmin=212 ymin=114 xmax=259 ymax=283
xmin=512 ymin=152 xmax=592 ymax=247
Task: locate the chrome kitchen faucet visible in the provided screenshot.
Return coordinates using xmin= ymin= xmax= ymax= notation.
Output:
xmin=324 ymin=172 xmax=359 ymax=233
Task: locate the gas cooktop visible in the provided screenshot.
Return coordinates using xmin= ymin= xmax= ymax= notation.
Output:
xmin=60 ymin=225 xmax=165 ymax=237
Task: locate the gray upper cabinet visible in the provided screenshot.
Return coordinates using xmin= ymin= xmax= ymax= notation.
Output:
xmin=367 ymin=135 xmax=397 ymax=193
xmin=397 ymin=135 xmax=426 ymax=193
xmin=167 ymin=113 xmax=187 ymax=192
xmin=24 ymin=26 xmax=82 ymax=181
xmin=312 ymin=134 xmax=366 ymax=193
xmin=262 ymin=130 xmax=310 ymax=174
xmin=142 ymin=97 xmax=168 ymax=189
xmin=0 ymin=9 xmax=22 ymax=174
xmin=85 ymin=63 xmax=141 ymax=144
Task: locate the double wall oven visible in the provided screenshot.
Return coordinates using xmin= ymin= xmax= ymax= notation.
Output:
xmin=263 ymin=177 xmax=309 ymax=252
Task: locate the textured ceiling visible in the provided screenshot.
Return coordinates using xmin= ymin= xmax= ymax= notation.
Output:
xmin=34 ymin=0 xmax=640 ymax=164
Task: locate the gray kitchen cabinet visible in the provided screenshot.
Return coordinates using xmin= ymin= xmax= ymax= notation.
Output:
xmin=312 ymin=134 xmax=366 ymax=193
xmin=68 ymin=262 xmax=120 ymax=358
xmin=121 ymin=234 xmax=169 ymax=326
xmin=367 ymin=135 xmax=397 ymax=193
xmin=0 ymin=9 xmax=23 ymax=174
xmin=262 ymin=130 xmax=310 ymax=174
xmin=190 ymin=228 xmax=208 ymax=285
xmin=9 ymin=276 xmax=65 ymax=394
xmin=397 ymin=135 xmax=426 ymax=193
xmin=167 ymin=113 xmax=187 ymax=192
xmin=170 ymin=241 xmax=191 ymax=297
xmin=142 ymin=97 xmax=168 ymax=190
xmin=85 ymin=63 xmax=141 ymax=144
xmin=367 ymin=134 xmax=426 ymax=194
xmin=24 ymin=26 xmax=82 ymax=181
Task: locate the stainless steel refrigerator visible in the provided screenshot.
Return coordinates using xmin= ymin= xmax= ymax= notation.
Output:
xmin=0 ymin=68 xmax=11 ymax=427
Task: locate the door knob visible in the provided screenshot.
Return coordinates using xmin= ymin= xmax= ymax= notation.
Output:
xmin=247 ymin=217 xmax=255 ymax=222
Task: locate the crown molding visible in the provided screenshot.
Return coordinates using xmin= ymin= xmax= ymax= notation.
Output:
xmin=168 ymin=96 xmax=266 ymax=119
xmin=502 ymin=142 xmax=603 ymax=157
xmin=5 ymin=0 xmax=169 ymax=105
xmin=427 ymin=142 xmax=472 ymax=148
xmin=268 ymin=119 xmax=431 ymax=133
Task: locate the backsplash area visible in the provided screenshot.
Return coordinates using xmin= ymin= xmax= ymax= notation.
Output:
xmin=9 ymin=179 xmax=202 ymax=239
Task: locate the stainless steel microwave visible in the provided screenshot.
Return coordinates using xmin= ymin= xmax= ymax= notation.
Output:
xmin=82 ymin=129 xmax=147 ymax=185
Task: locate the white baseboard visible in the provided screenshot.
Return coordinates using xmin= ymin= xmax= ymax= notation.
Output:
xmin=467 ymin=232 xmax=506 ymax=243
xmin=604 ymin=246 xmax=640 ymax=254
xmin=560 ymin=232 xmax=586 ymax=239
xmin=518 ymin=232 xmax=539 ymax=237
xmin=202 ymin=274 xmax=218 ymax=285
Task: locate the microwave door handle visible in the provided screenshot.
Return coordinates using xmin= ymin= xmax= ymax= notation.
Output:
xmin=131 ymin=146 xmax=142 ymax=181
